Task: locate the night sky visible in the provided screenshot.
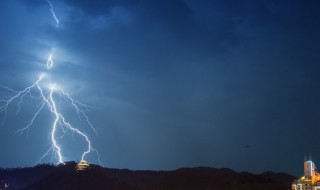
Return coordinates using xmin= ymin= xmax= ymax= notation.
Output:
xmin=0 ymin=0 xmax=320 ymax=177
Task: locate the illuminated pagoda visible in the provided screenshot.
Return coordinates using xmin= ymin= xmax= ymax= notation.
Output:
xmin=292 ymin=160 xmax=320 ymax=190
xmin=76 ymin=160 xmax=91 ymax=171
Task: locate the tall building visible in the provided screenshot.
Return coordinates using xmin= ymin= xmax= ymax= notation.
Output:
xmin=292 ymin=160 xmax=320 ymax=190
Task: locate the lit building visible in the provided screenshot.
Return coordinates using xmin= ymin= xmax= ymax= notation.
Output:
xmin=76 ymin=160 xmax=90 ymax=171
xmin=0 ymin=180 xmax=9 ymax=190
xmin=292 ymin=160 xmax=320 ymax=190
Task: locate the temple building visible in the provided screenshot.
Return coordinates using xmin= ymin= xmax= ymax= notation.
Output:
xmin=76 ymin=160 xmax=90 ymax=171
xmin=292 ymin=160 xmax=320 ymax=190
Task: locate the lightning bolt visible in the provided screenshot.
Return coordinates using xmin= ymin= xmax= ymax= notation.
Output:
xmin=46 ymin=0 xmax=59 ymax=28
xmin=0 ymin=0 xmax=103 ymax=166
xmin=0 ymin=74 xmax=99 ymax=165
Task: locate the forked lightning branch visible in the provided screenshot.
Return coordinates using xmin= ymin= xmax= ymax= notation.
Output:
xmin=0 ymin=0 xmax=101 ymax=165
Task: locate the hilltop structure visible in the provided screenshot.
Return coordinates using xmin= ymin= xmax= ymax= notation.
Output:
xmin=76 ymin=160 xmax=90 ymax=171
xmin=292 ymin=160 xmax=320 ymax=190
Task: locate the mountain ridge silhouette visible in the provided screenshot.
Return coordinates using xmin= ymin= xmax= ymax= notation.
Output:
xmin=0 ymin=162 xmax=295 ymax=190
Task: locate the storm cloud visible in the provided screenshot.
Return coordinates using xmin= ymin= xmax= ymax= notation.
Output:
xmin=0 ymin=0 xmax=320 ymax=176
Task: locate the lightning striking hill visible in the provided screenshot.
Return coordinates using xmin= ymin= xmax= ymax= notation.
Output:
xmin=0 ymin=0 xmax=101 ymax=165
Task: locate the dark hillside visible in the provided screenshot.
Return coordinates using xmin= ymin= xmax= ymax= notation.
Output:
xmin=0 ymin=162 xmax=296 ymax=190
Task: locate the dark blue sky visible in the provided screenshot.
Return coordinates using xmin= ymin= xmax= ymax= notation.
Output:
xmin=0 ymin=0 xmax=320 ymax=176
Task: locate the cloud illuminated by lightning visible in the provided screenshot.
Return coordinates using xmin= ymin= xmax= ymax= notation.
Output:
xmin=46 ymin=54 xmax=54 ymax=69
xmin=0 ymin=0 xmax=102 ymax=165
